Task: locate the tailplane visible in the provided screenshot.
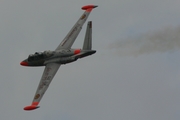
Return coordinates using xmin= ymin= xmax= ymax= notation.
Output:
xmin=83 ymin=21 xmax=92 ymax=50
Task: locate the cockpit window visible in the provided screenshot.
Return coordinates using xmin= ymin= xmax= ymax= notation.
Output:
xmin=27 ymin=50 xmax=54 ymax=62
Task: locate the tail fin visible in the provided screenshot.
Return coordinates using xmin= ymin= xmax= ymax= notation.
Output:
xmin=83 ymin=21 xmax=92 ymax=50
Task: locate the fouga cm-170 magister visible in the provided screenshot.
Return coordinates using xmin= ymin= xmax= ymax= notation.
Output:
xmin=20 ymin=5 xmax=98 ymax=111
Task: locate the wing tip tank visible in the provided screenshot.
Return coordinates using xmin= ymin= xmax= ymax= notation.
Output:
xmin=24 ymin=105 xmax=40 ymax=111
xmin=81 ymin=5 xmax=98 ymax=12
xmin=24 ymin=102 xmax=40 ymax=111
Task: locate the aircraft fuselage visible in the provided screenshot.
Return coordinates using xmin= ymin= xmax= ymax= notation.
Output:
xmin=20 ymin=49 xmax=96 ymax=66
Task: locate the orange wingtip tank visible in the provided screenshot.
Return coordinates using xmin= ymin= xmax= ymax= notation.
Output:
xmin=81 ymin=5 xmax=98 ymax=12
xmin=24 ymin=102 xmax=39 ymax=111
xmin=24 ymin=105 xmax=40 ymax=111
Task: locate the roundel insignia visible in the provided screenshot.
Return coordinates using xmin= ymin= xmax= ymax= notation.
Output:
xmin=34 ymin=94 xmax=40 ymax=99
xmin=80 ymin=14 xmax=86 ymax=20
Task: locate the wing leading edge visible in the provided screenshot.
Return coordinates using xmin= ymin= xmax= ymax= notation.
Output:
xmin=55 ymin=5 xmax=97 ymax=50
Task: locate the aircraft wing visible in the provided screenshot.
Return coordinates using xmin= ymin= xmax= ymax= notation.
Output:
xmin=24 ymin=63 xmax=61 ymax=110
xmin=55 ymin=5 xmax=97 ymax=50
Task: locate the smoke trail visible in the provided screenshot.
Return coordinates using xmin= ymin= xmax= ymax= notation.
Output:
xmin=109 ymin=27 xmax=180 ymax=56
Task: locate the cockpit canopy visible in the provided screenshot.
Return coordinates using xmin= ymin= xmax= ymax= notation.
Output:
xmin=28 ymin=50 xmax=54 ymax=62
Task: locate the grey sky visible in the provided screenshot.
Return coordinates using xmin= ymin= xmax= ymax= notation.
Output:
xmin=1 ymin=0 xmax=180 ymax=120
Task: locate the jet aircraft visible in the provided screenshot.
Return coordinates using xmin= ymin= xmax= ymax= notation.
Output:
xmin=20 ymin=5 xmax=98 ymax=111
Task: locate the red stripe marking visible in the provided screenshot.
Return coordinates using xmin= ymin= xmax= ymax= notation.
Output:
xmin=74 ymin=49 xmax=81 ymax=55
xmin=32 ymin=102 xmax=39 ymax=106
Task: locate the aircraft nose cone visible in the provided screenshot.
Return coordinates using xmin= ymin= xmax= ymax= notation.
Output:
xmin=20 ymin=61 xmax=29 ymax=66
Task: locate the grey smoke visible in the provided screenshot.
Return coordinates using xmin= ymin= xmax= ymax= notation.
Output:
xmin=109 ymin=27 xmax=180 ymax=56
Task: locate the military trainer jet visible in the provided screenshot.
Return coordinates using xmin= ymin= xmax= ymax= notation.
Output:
xmin=20 ymin=5 xmax=97 ymax=111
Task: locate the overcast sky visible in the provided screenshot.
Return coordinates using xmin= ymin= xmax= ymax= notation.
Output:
xmin=1 ymin=0 xmax=180 ymax=120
